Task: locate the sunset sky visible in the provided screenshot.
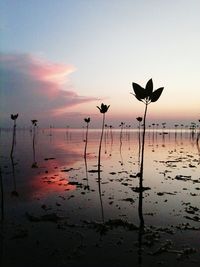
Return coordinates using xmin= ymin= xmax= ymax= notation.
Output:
xmin=0 ymin=0 xmax=200 ymax=128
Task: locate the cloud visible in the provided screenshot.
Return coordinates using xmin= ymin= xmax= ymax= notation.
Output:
xmin=0 ymin=53 xmax=98 ymax=124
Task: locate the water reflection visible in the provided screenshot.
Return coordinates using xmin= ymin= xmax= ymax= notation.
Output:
xmin=197 ymin=137 xmax=200 ymax=164
xmin=137 ymin=145 xmax=145 ymax=266
xmin=84 ymin=157 xmax=90 ymax=190
xmin=0 ymin=128 xmax=200 ymax=266
xmin=0 ymin=167 xmax=4 ymax=222
xmin=31 ymin=124 xmax=38 ymax=168
xmin=97 ymin=170 xmax=105 ymax=223
xmin=138 ymin=222 xmax=144 ymax=266
xmin=11 ymin=156 xmax=19 ymax=197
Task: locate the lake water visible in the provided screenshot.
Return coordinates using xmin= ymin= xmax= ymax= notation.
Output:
xmin=0 ymin=128 xmax=200 ymax=267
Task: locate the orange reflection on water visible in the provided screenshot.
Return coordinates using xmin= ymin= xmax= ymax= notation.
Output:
xmin=30 ymin=159 xmax=76 ymax=198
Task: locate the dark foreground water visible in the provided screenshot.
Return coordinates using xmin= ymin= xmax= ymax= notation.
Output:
xmin=0 ymin=128 xmax=200 ymax=267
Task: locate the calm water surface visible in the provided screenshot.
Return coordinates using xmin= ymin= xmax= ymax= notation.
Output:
xmin=0 ymin=128 xmax=200 ymax=267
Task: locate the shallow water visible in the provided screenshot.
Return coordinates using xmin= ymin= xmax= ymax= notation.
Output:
xmin=0 ymin=128 xmax=200 ymax=267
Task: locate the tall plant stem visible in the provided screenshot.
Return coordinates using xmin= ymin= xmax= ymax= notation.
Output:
xmin=138 ymin=123 xmax=141 ymax=164
xmin=140 ymin=103 xmax=148 ymax=186
xmin=11 ymin=156 xmax=17 ymax=195
xmin=33 ymin=126 xmax=36 ymax=162
xmin=84 ymin=157 xmax=89 ymax=189
xmin=10 ymin=120 xmax=16 ymax=157
xmin=84 ymin=124 xmax=89 ymax=159
xmin=98 ymin=113 xmax=105 ymax=171
xmin=97 ymin=114 xmax=105 ymax=222
xmin=138 ymin=102 xmax=148 ymax=228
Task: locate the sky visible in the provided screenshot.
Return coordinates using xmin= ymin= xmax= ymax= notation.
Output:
xmin=0 ymin=0 xmax=200 ymax=128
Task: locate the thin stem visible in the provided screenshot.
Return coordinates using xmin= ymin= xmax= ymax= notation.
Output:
xmin=140 ymin=103 xmax=148 ymax=184
xmin=84 ymin=123 xmax=89 ymax=159
xmin=138 ymin=122 xmax=141 ymax=164
xmin=11 ymin=156 xmax=17 ymax=195
xmin=98 ymin=113 xmax=105 ymax=171
xmin=10 ymin=120 xmax=16 ymax=157
xmin=33 ymin=126 xmax=36 ymax=162
xmin=97 ymin=114 xmax=105 ymax=222
xmin=138 ymin=102 xmax=148 ymax=227
xmin=84 ymin=157 xmax=89 ymax=190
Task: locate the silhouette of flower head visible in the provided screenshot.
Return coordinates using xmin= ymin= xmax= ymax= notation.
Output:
xmin=136 ymin=117 xmax=143 ymax=122
xmin=11 ymin=114 xmax=18 ymax=120
xmin=132 ymin=79 xmax=164 ymax=104
xmin=97 ymin=103 xmax=110 ymax=113
xmin=119 ymin=122 xmax=125 ymax=127
xmin=31 ymin=120 xmax=38 ymax=126
xmin=84 ymin=117 xmax=90 ymax=123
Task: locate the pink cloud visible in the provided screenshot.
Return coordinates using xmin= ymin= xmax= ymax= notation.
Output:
xmin=0 ymin=53 xmax=98 ymax=124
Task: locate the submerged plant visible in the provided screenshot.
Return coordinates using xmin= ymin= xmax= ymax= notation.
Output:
xmin=97 ymin=103 xmax=110 ymax=171
xmin=84 ymin=117 xmax=90 ymax=159
xmin=10 ymin=113 xmax=18 ymax=157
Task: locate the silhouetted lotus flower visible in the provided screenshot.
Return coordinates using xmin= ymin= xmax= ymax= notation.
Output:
xmin=11 ymin=114 xmax=18 ymax=120
xmin=136 ymin=117 xmax=143 ymax=122
xmin=84 ymin=117 xmax=90 ymax=123
xmin=132 ymin=79 xmax=164 ymax=103
xmin=97 ymin=103 xmax=110 ymax=113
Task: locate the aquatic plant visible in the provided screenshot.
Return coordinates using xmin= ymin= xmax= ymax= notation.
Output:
xmin=132 ymin=79 xmax=164 ymax=173
xmin=97 ymin=103 xmax=110 ymax=171
xmin=10 ymin=113 xmax=18 ymax=157
xmin=132 ymin=79 xmax=164 ymax=227
xmin=84 ymin=117 xmax=90 ymax=159
xmin=96 ymin=104 xmax=110 ymax=222
xmin=119 ymin=122 xmax=125 ymax=140
xmin=197 ymin=119 xmax=200 ymax=145
xmin=136 ymin=117 xmax=143 ymax=161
